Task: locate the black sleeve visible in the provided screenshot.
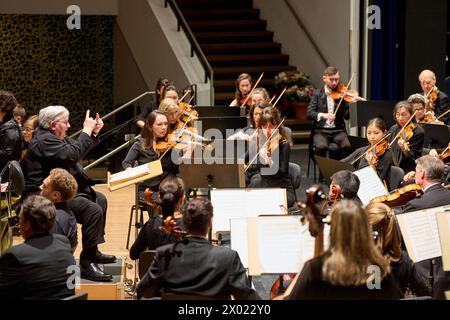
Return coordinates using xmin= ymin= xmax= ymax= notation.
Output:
xmin=129 ymin=221 xmax=151 ymax=260
xmin=398 ymin=251 xmax=432 ymax=297
xmin=341 ymin=147 xmax=365 ymax=167
xmin=286 ymin=260 xmax=315 ymax=300
xmin=277 ymin=141 xmax=290 ymax=175
xmin=41 ymin=132 xmax=96 ymax=164
xmin=403 ymin=126 xmax=424 ymax=163
xmin=228 ymin=251 xmax=260 ymax=300
xmin=307 ymin=91 xmax=320 ymax=121
xmin=0 ymin=122 xmax=22 ymax=167
xmin=137 ymin=250 xmax=163 ymax=299
xmin=122 ymin=141 xmax=141 ymax=169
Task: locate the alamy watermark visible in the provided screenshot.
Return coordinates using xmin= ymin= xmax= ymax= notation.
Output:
xmin=67 ymin=5 xmax=81 ymax=30
xmin=367 ymin=5 xmax=381 ymax=30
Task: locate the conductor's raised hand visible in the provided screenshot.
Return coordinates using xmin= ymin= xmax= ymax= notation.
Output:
xmin=82 ymin=109 xmax=97 ymax=136
xmin=93 ymin=112 xmax=104 ymax=135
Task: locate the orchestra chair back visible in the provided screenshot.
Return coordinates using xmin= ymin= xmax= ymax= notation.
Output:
xmin=288 ymin=162 xmax=301 ymax=203
xmin=389 ymin=166 xmax=405 ymax=191
xmin=138 ymin=250 xmax=156 ymax=279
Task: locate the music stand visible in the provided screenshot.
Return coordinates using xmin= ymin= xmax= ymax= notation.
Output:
xmin=194 ymin=116 xmax=248 ymax=138
xmin=0 ymin=161 xmax=25 ymax=255
xmin=422 ymin=123 xmax=450 ymax=149
xmin=314 ymin=155 xmax=355 ymax=185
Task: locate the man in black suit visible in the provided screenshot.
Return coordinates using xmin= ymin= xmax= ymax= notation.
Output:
xmin=137 ymin=197 xmax=259 ymax=300
xmin=0 ymin=195 xmax=76 ymax=299
xmin=307 ymin=67 xmax=355 ymax=160
xmin=21 ymin=106 xmax=115 ymax=282
xmin=0 ymin=90 xmax=22 ymax=172
xmin=40 ymin=168 xmax=78 ymax=253
xmin=418 ymin=70 xmax=449 ymax=124
xmin=402 ymin=155 xmax=450 ymax=299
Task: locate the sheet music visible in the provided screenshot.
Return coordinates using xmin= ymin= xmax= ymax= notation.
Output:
xmin=230 ymin=218 xmax=249 ymax=269
xmin=437 ymin=211 xmax=450 ymax=271
xmin=247 ymin=216 xmax=330 ymax=275
xmin=397 ymin=208 xmax=442 ymax=262
xmin=110 ymin=163 xmax=149 ymax=183
xmin=211 ymin=188 xmax=287 ymax=233
xmin=353 ymin=166 xmax=388 ymax=205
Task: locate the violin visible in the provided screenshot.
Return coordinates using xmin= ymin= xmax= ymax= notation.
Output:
xmin=330 ymin=84 xmax=365 ymax=103
xmin=159 ymin=216 xmax=186 ymax=240
xmin=269 ymin=185 xmax=327 ymax=299
xmin=178 ymin=102 xmax=199 ymax=123
xmin=425 ymin=86 xmax=439 ymax=112
xmin=439 ymin=144 xmax=450 ymax=163
xmin=239 ymin=96 xmax=252 ymax=109
xmin=421 ymin=112 xmax=444 ymax=125
xmin=369 ymin=184 xmax=423 ymax=207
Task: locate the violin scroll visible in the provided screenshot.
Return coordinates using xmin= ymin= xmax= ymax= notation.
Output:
xmin=159 ymin=216 xmax=187 ymax=240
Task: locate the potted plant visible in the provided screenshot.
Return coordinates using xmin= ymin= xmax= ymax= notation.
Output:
xmin=274 ymin=71 xmax=314 ymax=120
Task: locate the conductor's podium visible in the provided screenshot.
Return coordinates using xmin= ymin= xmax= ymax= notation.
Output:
xmin=75 ymin=258 xmax=126 ymax=300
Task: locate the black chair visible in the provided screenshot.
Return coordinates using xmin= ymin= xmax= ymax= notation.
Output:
xmin=307 ymin=128 xmax=338 ymax=181
xmin=62 ymin=292 xmax=88 ymax=300
xmin=389 ymin=166 xmax=405 ymax=191
xmin=288 ymin=162 xmax=301 ymax=203
xmin=138 ymin=250 xmax=156 ymax=279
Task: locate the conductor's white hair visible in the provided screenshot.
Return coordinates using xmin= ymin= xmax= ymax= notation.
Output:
xmin=39 ymin=106 xmax=69 ymax=129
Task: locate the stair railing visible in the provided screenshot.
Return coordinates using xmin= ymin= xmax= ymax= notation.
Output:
xmin=164 ymin=0 xmax=214 ymax=104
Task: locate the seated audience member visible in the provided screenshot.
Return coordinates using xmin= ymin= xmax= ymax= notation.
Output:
xmin=129 ymin=176 xmax=185 ymax=260
xmin=365 ymin=202 xmax=431 ymax=297
xmin=285 ymin=200 xmax=401 ymax=300
xmin=40 ymin=168 xmax=78 ymax=252
xmin=0 ymin=195 xmax=76 ymax=299
xmin=0 ymin=90 xmax=22 ymax=171
xmin=137 ymin=197 xmax=259 ymax=300
xmin=13 ymin=104 xmax=26 ymax=127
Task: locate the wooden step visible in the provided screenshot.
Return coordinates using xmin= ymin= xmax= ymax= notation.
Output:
xmin=176 ymin=0 xmax=253 ymax=9
xmin=195 ymin=31 xmax=274 ymax=44
xmin=189 ymin=20 xmax=267 ymax=32
xmin=213 ymin=65 xmax=297 ymax=80
xmin=181 ymin=8 xmax=260 ymax=21
xmin=202 ymin=42 xmax=282 ymax=55
xmin=208 ymin=54 xmax=289 ymax=67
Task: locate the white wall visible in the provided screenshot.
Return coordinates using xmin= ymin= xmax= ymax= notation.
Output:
xmin=0 ymin=0 xmax=118 ymax=15
xmin=254 ymin=0 xmax=352 ymax=87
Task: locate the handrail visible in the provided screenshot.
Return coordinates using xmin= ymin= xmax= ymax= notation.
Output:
xmin=84 ymin=134 xmax=141 ymax=171
xmin=70 ymin=91 xmax=155 ymax=138
xmin=164 ymin=0 xmax=214 ymax=105
xmin=283 ymin=0 xmax=330 ymax=68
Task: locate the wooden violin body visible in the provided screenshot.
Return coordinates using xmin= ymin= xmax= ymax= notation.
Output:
xmin=370 ymin=184 xmax=423 ymax=207
xmin=330 ymin=84 xmax=365 ymax=102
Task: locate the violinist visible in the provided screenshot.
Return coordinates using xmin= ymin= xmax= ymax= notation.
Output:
xmin=229 ymin=73 xmax=253 ymax=111
xmin=122 ymin=111 xmax=179 ymax=200
xmin=158 ymin=97 xmax=183 ymax=134
xmin=285 ymin=200 xmax=401 ymax=300
xmin=129 ymin=176 xmax=185 ymax=260
xmin=342 ymin=118 xmax=392 ymax=189
xmin=388 ymin=101 xmax=424 ymax=173
xmin=136 ymin=78 xmax=173 ymax=129
xmin=401 ymin=155 xmax=450 ymax=300
xmin=307 ymin=66 xmax=351 ymax=160
xmin=227 ymin=100 xmax=270 ymax=141
xmin=329 ymin=170 xmax=361 ymax=204
xmin=407 ymin=94 xmax=443 ymax=125
xmin=418 ymin=70 xmax=449 ymax=124
xmin=246 ymin=107 xmax=295 ymax=207
xmin=136 ymin=197 xmax=259 ymax=300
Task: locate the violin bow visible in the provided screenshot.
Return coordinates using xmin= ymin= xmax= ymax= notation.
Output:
xmin=350 ymin=132 xmax=391 ymax=165
xmin=244 ymin=117 xmax=285 ymax=172
xmin=269 ymin=94 xmax=276 ymax=104
xmin=333 ymin=72 xmax=356 ymax=116
xmin=388 ymin=111 xmax=418 ymax=148
xmin=179 ymin=89 xmax=191 ymax=102
xmin=439 ymin=144 xmax=450 ymax=157
xmin=272 ymin=87 xmax=287 ymax=109
xmin=436 ymin=108 xmax=450 ymax=120
xmin=240 ymin=72 xmax=264 ymax=109
xmin=187 ymin=93 xmax=196 ymax=105
xmin=158 ymin=112 xmax=194 ymax=160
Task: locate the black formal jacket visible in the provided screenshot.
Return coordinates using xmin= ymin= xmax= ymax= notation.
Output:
xmin=0 ymin=118 xmax=23 ymax=171
xmin=434 ymin=91 xmax=449 ymax=124
xmin=286 ymin=255 xmax=402 ymax=300
xmin=137 ymin=237 xmax=260 ymax=300
xmin=122 ymin=138 xmax=179 ymax=191
xmin=306 ymin=87 xmax=350 ymax=130
xmin=388 ymin=124 xmax=424 ymax=173
xmin=0 ymin=233 xmax=76 ymax=300
xmin=22 ymin=128 xmax=98 ymax=196
xmin=342 ymin=145 xmax=392 ymax=190
xmin=402 ymin=183 xmax=450 ymax=213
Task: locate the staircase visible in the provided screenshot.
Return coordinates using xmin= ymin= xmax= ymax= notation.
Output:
xmin=176 ymin=0 xmax=296 ymax=106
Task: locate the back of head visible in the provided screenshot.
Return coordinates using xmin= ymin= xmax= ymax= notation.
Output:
xmin=158 ymin=98 xmax=179 ymax=114
xmin=182 ymin=198 xmax=213 ymax=236
xmin=407 ymin=94 xmax=426 ymax=107
xmin=415 ymin=155 xmax=445 ymax=183
xmin=159 ymin=176 xmax=185 ymax=219
xmin=324 ymin=66 xmax=338 ymax=76
xmin=331 ymin=170 xmax=360 ymax=199
xmin=323 ymin=200 xmax=389 ymax=286
xmin=48 ymin=168 xmax=78 ymax=202
xmin=39 ymin=106 xmax=69 ymax=129
xmin=21 ymin=195 xmax=56 ymax=235
xmin=0 ymin=90 xmax=18 ymax=121
xmin=365 ymin=203 xmax=401 ymax=263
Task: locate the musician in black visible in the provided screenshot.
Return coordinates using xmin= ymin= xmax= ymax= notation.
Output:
xmin=418 ymin=70 xmax=449 ymax=124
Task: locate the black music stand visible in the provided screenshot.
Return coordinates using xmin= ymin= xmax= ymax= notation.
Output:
xmin=314 ymin=155 xmax=355 ymax=185
xmin=422 ymin=123 xmax=450 ymax=149
xmin=194 ymin=116 xmax=248 ymax=138
xmin=349 ymin=100 xmax=396 ymax=129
